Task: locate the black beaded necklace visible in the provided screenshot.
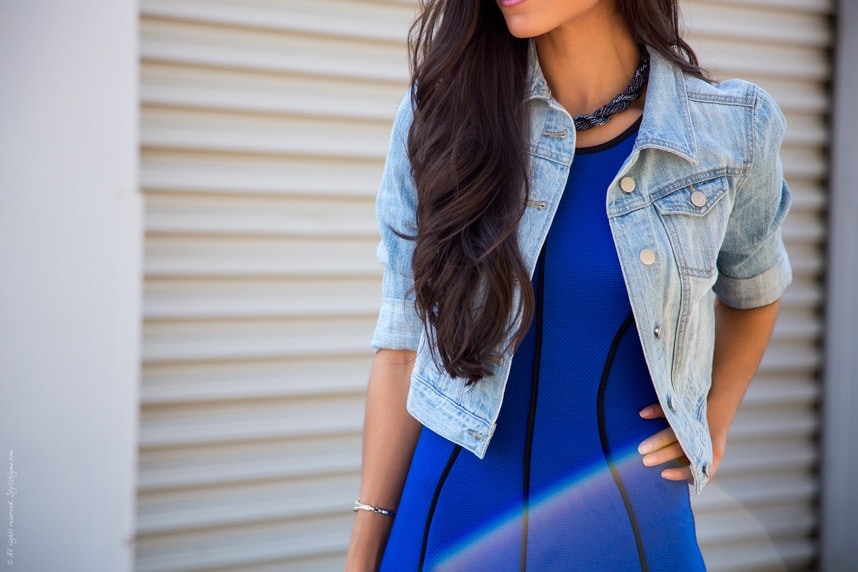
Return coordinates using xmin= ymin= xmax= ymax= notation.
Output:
xmin=573 ymin=47 xmax=650 ymax=131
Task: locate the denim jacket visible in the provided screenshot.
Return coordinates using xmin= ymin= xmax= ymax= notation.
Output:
xmin=370 ymin=46 xmax=792 ymax=494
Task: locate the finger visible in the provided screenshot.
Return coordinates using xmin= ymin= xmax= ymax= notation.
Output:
xmin=661 ymin=466 xmax=693 ymax=482
xmin=639 ymin=403 xmax=664 ymax=419
xmin=637 ymin=426 xmax=676 ymax=455
xmin=642 ymin=441 xmax=687 ymax=467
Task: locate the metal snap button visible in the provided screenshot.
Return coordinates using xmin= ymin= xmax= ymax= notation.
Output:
xmin=639 ymin=249 xmax=656 ymax=265
xmin=690 ymin=190 xmax=707 ymax=208
xmin=620 ymin=176 xmax=636 ymax=193
xmin=703 ymin=463 xmax=712 ymax=478
xmin=667 ymin=395 xmax=677 ymax=412
xmin=653 ymin=324 xmax=662 ymax=338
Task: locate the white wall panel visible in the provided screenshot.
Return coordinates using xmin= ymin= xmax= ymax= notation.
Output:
xmin=820 ymin=0 xmax=858 ymax=566
xmin=0 ymin=2 xmax=141 ymax=571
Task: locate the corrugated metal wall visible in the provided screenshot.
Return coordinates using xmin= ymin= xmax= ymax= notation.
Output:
xmin=136 ymin=1 xmax=414 ymax=570
xmin=135 ymin=0 xmax=831 ymax=570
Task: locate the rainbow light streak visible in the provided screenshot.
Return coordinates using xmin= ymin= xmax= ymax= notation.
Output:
xmin=435 ymin=444 xmax=646 ymax=570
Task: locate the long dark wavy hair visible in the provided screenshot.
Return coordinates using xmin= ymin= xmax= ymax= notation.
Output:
xmin=407 ymin=0 xmax=706 ymax=383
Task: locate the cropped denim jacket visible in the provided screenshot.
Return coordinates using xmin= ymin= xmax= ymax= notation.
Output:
xmin=370 ymin=46 xmax=792 ymax=494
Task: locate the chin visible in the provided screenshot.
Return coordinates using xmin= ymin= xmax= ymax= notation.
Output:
xmin=501 ymin=15 xmax=551 ymax=39
xmin=497 ymin=0 xmax=608 ymax=39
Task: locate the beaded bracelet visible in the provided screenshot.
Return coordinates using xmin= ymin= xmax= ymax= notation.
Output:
xmin=353 ymin=498 xmax=396 ymax=519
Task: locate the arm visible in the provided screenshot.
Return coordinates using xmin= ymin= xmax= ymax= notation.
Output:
xmin=347 ymin=91 xmax=423 ymax=568
xmin=704 ymin=296 xmax=780 ymax=475
xmin=345 ymin=349 xmax=422 ymax=570
xmin=638 ymin=296 xmax=781 ymax=481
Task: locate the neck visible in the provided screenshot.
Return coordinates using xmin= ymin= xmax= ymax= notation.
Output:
xmin=535 ymin=5 xmax=640 ymax=119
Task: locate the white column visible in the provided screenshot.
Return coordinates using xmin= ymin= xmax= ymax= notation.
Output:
xmin=820 ymin=1 xmax=858 ymax=570
xmin=0 ymin=1 xmax=141 ymax=570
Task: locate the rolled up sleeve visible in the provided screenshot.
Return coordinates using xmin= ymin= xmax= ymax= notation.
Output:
xmin=714 ymin=86 xmax=793 ymax=309
xmin=369 ymin=91 xmax=424 ymax=352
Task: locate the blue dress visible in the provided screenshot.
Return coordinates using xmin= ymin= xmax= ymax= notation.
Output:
xmin=381 ymin=120 xmax=705 ymax=571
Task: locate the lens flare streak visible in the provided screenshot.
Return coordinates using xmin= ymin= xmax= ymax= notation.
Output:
xmin=435 ymin=445 xmax=647 ymax=570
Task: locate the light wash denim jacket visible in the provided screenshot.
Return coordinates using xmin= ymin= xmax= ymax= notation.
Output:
xmin=370 ymin=47 xmax=792 ymax=494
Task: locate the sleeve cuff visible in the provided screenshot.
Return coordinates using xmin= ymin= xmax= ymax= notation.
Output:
xmin=713 ymin=251 xmax=792 ymax=309
xmin=370 ymin=296 xmax=423 ymax=352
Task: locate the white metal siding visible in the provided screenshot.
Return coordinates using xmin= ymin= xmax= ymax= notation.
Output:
xmin=136 ymin=1 xmax=414 ymax=570
xmin=135 ymin=0 xmax=830 ymax=569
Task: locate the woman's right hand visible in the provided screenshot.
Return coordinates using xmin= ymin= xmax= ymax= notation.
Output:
xmin=345 ymin=509 xmax=396 ymax=571
xmin=345 ymin=349 xmax=421 ymax=571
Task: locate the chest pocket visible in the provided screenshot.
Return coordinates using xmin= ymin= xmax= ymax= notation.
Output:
xmin=653 ymin=176 xmax=731 ymax=278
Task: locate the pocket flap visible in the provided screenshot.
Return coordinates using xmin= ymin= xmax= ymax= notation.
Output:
xmin=654 ymin=176 xmax=729 ymax=217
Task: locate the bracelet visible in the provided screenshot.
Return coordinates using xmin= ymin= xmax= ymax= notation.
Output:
xmin=353 ymin=498 xmax=396 ymax=519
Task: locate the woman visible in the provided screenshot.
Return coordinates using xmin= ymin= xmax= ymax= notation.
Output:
xmin=348 ymin=0 xmax=791 ymax=569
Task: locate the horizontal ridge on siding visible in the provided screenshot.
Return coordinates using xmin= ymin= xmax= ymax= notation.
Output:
xmin=141 ymin=355 xmax=374 ymax=404
xmin=137 ymin=434 xmax=363 ymax=491
xmin=141 ymin=107 xmax=393 ymax=159
xmin=143 ymin=235 xmax=381 ymax=276
xmin=144 ymin=192 xmax=377 ymax=236
xmin=141 ymin=62 xmax=406 ymax=121
xmin=137 ymin=472 xmax=360 ymax=533
xmin=685 ymin=2 xmax=830 ymax=46
xmin=141 ymin=17 xmax=409 ymax=82
xmin=688 ymin=31 xmax=829 ymax=80
xmin=143 ymin=276 xmax=383 ymax=318
xmin=141 ymin=316 xmax=379 ymax=361
xmin=692 ymin=0 xmax=829 ymax=14
xmin=139 ymin=394 xmax=365 ymax=448
xmin=141 ymin=0 xmax=416 ymax=43
xmin=135 ymin=514 xmax=354 ymax=572
xmin=141 ymin=150 xmax=385 ymax=197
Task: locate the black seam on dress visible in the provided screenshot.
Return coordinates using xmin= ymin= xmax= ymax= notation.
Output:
xmin=597 ymin=309 xmax=649 ymax=572
xmin=418 ymin=444 xmax=461 ymax=572
xmin=521 ymin=244 xmax=547 ymax=572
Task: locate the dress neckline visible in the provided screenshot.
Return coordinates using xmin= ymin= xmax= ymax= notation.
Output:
xmin=575 ymin=115 xmax=643 ymax=155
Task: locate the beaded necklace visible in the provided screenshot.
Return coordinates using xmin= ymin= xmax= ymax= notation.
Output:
xmin=573 ymin=47 xmax=650 ymax=131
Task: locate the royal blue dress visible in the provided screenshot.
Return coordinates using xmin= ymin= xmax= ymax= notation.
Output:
xmin=381 ymin=120 xmax=705 ymax=571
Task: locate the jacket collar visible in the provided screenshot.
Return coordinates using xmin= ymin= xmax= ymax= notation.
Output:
xmin=525 ymin=41 xmax=699 ymax=165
